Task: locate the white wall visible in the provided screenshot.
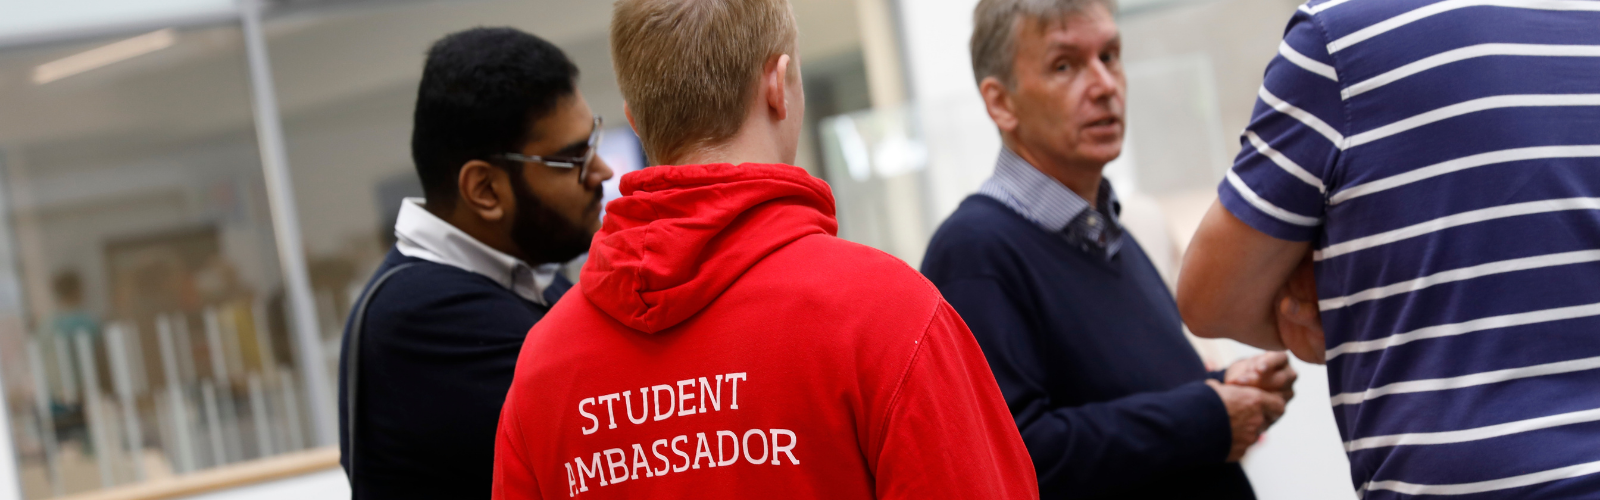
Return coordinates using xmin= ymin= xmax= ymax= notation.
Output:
xmin=898 ymin=0 xmax=1003 ymax=223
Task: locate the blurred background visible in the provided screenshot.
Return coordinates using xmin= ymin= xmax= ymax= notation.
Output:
xmin=0 ymin=0 xmax=1353 ymax=498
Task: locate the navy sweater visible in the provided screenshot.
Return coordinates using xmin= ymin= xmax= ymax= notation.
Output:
xmin=922 ymin=195 xmax=1252 ymax=499
xmin=337 ymin=249 xmax=569 ymax=499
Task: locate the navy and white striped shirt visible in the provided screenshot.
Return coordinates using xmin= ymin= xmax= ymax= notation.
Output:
xmin=1220 ymin=0 xmax=1600 ymax=497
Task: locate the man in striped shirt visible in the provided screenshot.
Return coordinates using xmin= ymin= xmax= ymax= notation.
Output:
xmin=1179 ymin=0 xmax=1600 ymax=497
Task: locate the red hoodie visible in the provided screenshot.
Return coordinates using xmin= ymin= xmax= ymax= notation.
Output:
xmin=492 ymin=164 xmax=1036 ymax=499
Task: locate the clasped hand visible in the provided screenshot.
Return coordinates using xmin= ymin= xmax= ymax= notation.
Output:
xmin=1208 ymin=351 xmax=1297 ymax=462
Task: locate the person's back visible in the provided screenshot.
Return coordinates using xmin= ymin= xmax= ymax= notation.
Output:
xmin=494 ymin=164 xmax=1033 ymax=498
xmin=1212 ymin=0 xmax=1600 ymax=496
xmin=491 ymin=0 xmax=1035 ymax=498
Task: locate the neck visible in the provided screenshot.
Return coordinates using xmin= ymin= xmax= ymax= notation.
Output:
xmin=426 ymin=199 xmax=529 ymax=263
xmin=1005 ymin=138 xmax=1104 ymax=206
xmin=667 ymin=113 xmax=792 ymax=167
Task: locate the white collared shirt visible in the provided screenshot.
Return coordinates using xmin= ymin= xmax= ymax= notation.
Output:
xmin=393 ymin=198 xmax=561 ymax=306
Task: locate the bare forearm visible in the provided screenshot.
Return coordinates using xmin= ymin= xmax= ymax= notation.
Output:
xmin=1177 ymin=202 xmax=1308 ymax=349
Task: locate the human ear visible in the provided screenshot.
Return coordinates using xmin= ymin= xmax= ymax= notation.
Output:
xmin=624 ymin=103 xmax=638 ymax=133
xmin=979 ymin=76 xmax=1018 ymax=134
xmin=765 ymin=54 xmax=792 ymax=121
xmin=457 ymin=160 xmax=510 ymax=222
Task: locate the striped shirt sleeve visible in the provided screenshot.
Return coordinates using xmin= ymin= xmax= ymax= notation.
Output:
xmin=1218 ymin=9 xmax=1342 ymax=242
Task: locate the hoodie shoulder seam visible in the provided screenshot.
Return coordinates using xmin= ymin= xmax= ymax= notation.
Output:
xmin=870 ymin=297 xmax=939 ymax=465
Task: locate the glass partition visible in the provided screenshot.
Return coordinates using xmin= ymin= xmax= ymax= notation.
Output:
xmin=818 ymin=105 xmax=933 ymax=265
xmin=0 ymin=24 xmax=314 ymax=498
xmin=0 ymin=0 xmax=875 ymax=497
xmin=267 ymin=0 xmax=863 ymax=322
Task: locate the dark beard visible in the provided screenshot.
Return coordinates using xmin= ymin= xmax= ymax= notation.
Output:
xmin=509 ymin=179 xmax=598 ymax=265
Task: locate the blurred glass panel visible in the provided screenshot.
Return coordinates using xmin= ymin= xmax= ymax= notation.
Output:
xmin=818 ymin=105 xmax=934 ymax=266
xmin=1114 ymin=0 xmax=1303 ymax=251
xmin=0 ymin=24 xmax=314 ymax=498
xmin=268 ymin=0 xmax=863 ymax=322
xmin=0 ymin=0 xmax=234 ymax=45
xmin=1119 ymin=0 xmax=1218 ymax=15
xmin=1120 ymin=54 xmax=1230 ymax=196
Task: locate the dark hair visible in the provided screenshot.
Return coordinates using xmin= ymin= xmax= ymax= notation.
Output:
xmin=410 ymin=27 xmax=579 ymax=208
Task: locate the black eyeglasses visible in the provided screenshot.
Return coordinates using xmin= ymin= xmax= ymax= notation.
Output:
xmin=497 ymin=115 xmax=604 ymax=181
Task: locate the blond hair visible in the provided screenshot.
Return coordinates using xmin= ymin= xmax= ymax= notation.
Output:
xmin=612 ymin=0 xmax=798 ymax=165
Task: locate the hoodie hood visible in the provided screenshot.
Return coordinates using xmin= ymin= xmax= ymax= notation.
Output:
xmin=580 ymin=163 xmax=837 ymax=333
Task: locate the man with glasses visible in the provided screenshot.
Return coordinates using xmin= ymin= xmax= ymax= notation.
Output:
xmin=337 ymin=27 xmax=612 ymax=499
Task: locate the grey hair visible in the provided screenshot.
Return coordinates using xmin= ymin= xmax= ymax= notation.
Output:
xmin=970 ymin=0 xmax=1116 ymax=88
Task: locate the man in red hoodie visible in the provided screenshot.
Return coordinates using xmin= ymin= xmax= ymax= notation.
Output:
xmin=491 ymin=0 xmax=1037 ymax=498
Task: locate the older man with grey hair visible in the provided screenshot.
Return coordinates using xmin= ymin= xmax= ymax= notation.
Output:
xmin=921 ymin=0 xmax=1294 ymax=497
